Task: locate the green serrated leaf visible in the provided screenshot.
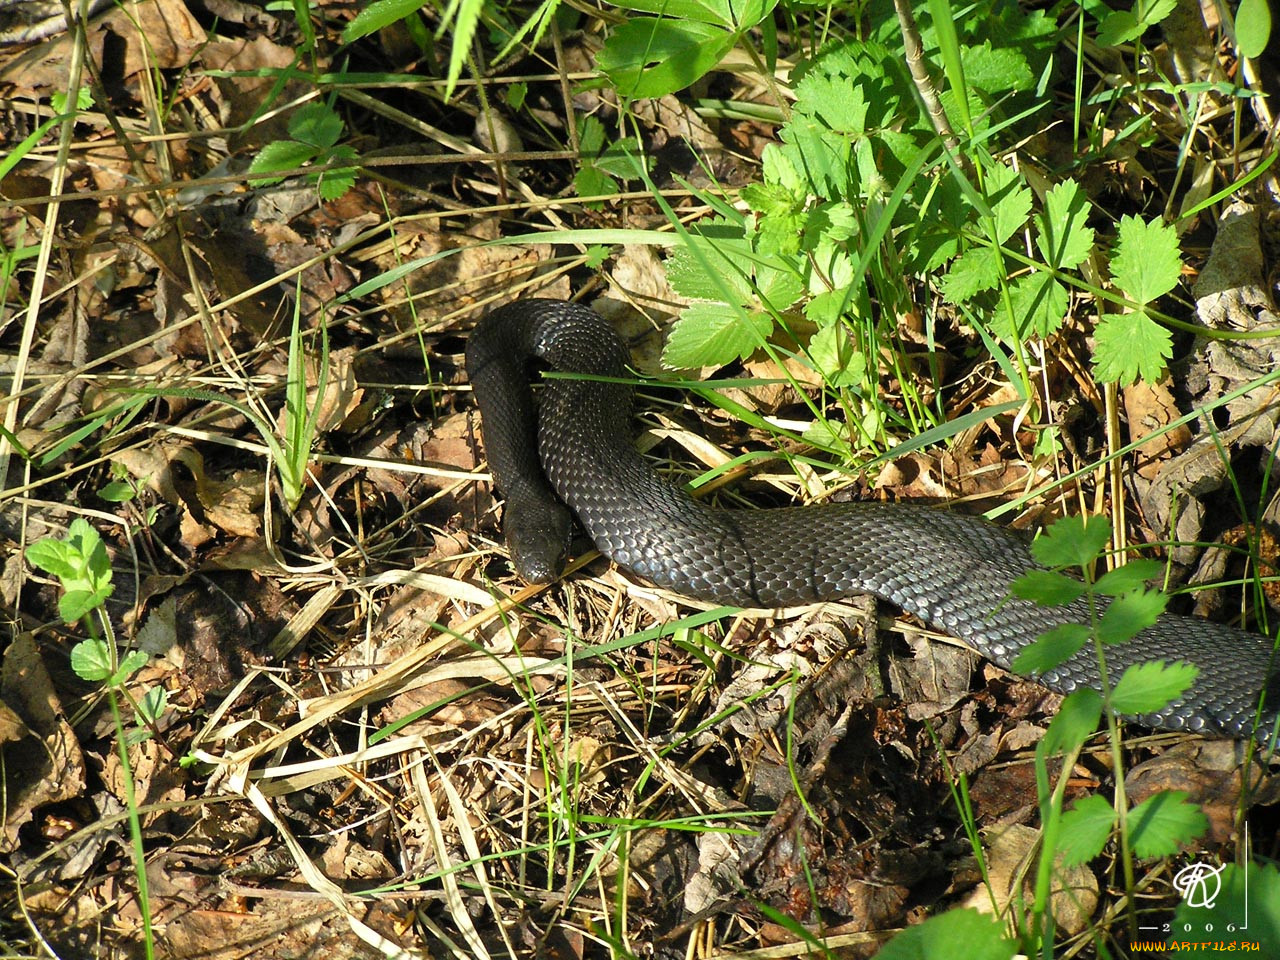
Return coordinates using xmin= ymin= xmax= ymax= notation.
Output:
xmin=1094 ymin=559 xmax=1164 ymax=597
xmin=1012 ymin=622 xmax=1092 ymax=674
xmin=1110 ymin=660 xmax=1196 ymax=715
xmin=940 ymin=246 xmax=1001 ymax=303
xmin=289 ymin=103 xmax=344 ymax=149
xmin=1036 ymin=179 xmax=1094 ymax=270
xmin=808 ymin=322 xmax=865 ymax=387
xmin=756 ymin=220 xmax=803 ymax=259
xmin=806 ymin=237 xmax=854 ymax=291
xmin=1096 ymin=10 xmax=1142 ymax=47
xmin=1011 ymin=569 xmax=1087 ymax=606
xmin=441 ymin=0 xmax=485 ymax=98
xmin=761 ymin=143 xmax=803 ymax=194
xmin=1128 ymin=790 xmax=1207 ymax=859
xmin=876 ymin=907 xmax=1016 ymax=960
xmin=1112 ymin=215 xmax=1182 ymax=305
xmin=84 ymin=543 xmax=112 ymax=596
xmin=574 ymin=165 xmax=616 ymax=204
xmin=607 ymin=0 xmax=773 ymax=28
xmin=999 ymin=272 xmax=1067 ymax=340
xmin=70 ymin=638 xmax=112 ymax=681
xmin=804 ymin=288 xmax=853 ymax=327
xmin=1058 ymin=794 xmax=1117 ymax=868
xmin=579 ymin=115 xmax=606 ymax=154
xmin=111 ymin=649 xmax=150 ymax=686
xmin=1093 ymin=311 xmax=1173 ymax=385
xmin=1097 ymin=0 xmax=1178 ymax=46
xmin=53 ymin=87 xmax=93 ymax=113
xmin=754 ymin=259 xmax=805 ymax=311
xmin=803 ymin=201 xmax=858 ymax=245
xmin=806 ymin=77 xmax=870 ymax=134
xmin=59 ymin=590 xmax=99 ymax=624
xmin=1097 ymin=589 xmax=1167 ymax=644
xmin=665 ymin=219 xmax=754 ymax=302
xmin=595 ymin=144 xmax=650 ymax=180
xmin=66 ymin=517 xmax=99 ymax=556
xmin=755 ymin=212 xmax=804 ymax=257
xmin=1030 ymin=514 xmax=1111 ymax=570
xmin=961 ymin=41 xmax=1034 ymax=94
xmin=1041 ymin=688 xmax=1103 ymax=754
xmin=249 ymin=140 xmax=319 ymax=184
xmin=26 ymin=538 xmax=80 ymax=581
xmin=741 ymin=182 xmax=801 ymax=219
xmin=317 ymin=165 xmax=356 ymax=201
xmin=986 ymin=163 xmax=1032 ymax=245
xmin=801 ymin=415 xmax=848 ymax=452
xmin=778 ymin=117 xmax=851 ymax=200
xmin=661 ymin=305 xmax=772 ymax=369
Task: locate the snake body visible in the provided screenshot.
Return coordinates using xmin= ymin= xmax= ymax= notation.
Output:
xmin=466 ymin=299 xmax=1280 ymax=740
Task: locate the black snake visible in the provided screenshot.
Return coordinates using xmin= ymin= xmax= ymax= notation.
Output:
xmin=466 ymin=298 xmax=1280 ymax=741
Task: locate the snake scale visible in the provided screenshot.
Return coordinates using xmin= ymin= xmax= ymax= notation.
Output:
xmin=466 ymin=298 xmax=1280 ymax=741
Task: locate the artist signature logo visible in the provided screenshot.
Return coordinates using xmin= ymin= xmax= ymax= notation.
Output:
xmin=1172 ymin=862 xmax=1226 ymax=910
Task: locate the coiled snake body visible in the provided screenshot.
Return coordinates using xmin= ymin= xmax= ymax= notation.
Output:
xmin=466 ymin=299 xmax=1280 ymax=740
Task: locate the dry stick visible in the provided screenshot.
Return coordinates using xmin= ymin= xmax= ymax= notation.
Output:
xmin=893 ymin=0 xmax=970 ymax=177
xmin=0 ymin=0 xmax=93 ymax=483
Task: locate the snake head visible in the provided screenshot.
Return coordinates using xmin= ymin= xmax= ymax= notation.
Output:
xmin=503 ymin=503 xmax=574 ymax=583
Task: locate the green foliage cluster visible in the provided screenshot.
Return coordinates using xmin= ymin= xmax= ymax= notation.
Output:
xmin=1012 ymin=516 xmax=1203 ymax=864
xmin=26 ymin=519 xmax=161 ymax=956
xmin=249 ymin=101 xmax=358 ymax=200
xmin=574 ymin=115 xmax=653 ymax=203
xmin=658 ymin=1 xmax=1199 ymax=401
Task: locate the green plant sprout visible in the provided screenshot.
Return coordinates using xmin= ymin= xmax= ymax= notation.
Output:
xmin=249 ymin=101 xmax=358 ymax=201
xmin=25 ymin=518 xmax=159 ymax=960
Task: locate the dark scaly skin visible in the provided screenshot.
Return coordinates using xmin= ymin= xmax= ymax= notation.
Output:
xmin=466 ymin=299 xmax=1280 ymax=741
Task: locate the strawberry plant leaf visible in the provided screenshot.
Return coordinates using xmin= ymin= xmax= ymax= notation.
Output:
xmin=808 ymin=322 xmax=865 ymax=387
xmin=1094 ymin=559 xmax=1165 ymax=597
xmin=661 ymin=304 xmax=772 ymax=368
xmin=289 ymin=103 xmax=344 ymax=149
xmin=1011 ymin=569 xmax=1087 ymax=606
xmin=70 ymin=638 xmax=112 ymax=681
xmin=249 ymin=140 xmax=319 ymax=185
xmin=1012 ymin=622 xmax=1091 ymax=674
xmin=1096 ymin=0 xmax=1176 ymax=47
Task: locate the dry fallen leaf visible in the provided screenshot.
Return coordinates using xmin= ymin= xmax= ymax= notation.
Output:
xmin=0 ymin=0 xmax=205 ymax=97
xmin=0 ymin=633 xmax=87 ymax=853
xmin=963 ymin=822 xmax=1099 ymax=936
